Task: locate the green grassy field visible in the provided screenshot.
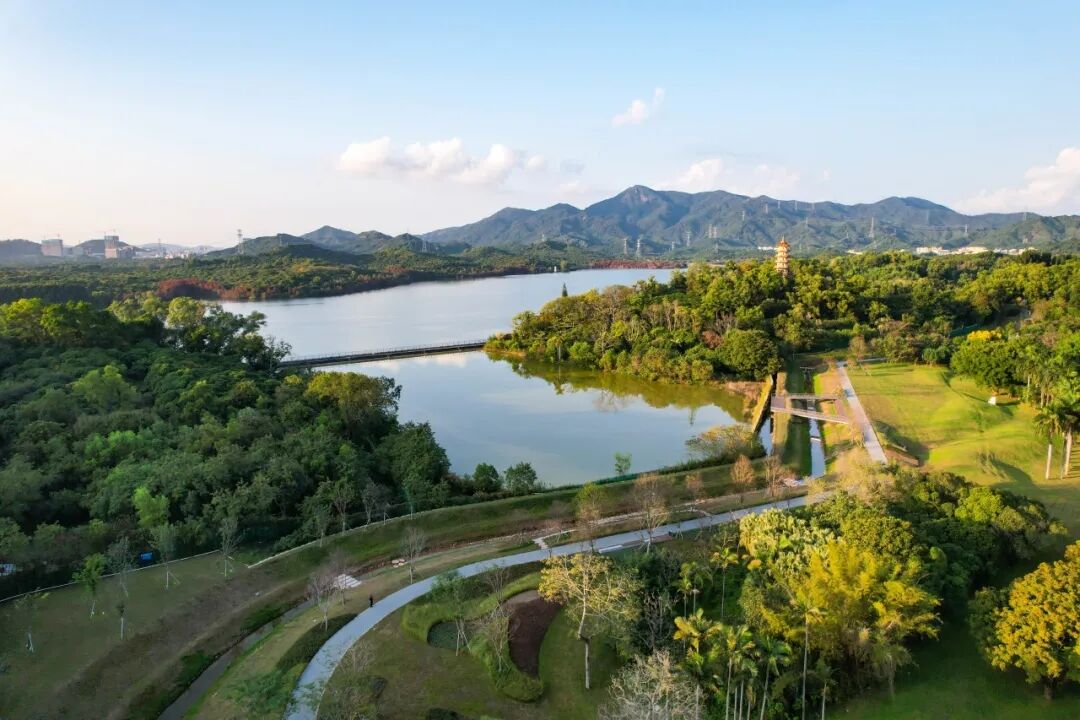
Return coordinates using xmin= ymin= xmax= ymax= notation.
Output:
xmin=838 ymin=620 xmax=1080 ymax=719
xmin=848 ymin=362 xmax=1077 ymax=534
xmin=344 ymin=604 xmax=618 ymax=719
xmin=0 ymin=457 xmax=756 ymax=719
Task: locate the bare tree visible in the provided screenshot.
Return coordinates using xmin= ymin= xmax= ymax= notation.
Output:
xmin=633 ymin=473 xmax=670 ymax=552
xmin=308 ymin=569 xmax=338 ymax=630
xmin=763 ymin=453 xmax=785 ymax=502
xmin=106 ymin=536 xmax=133 ymax=598
xmin=685 ymin=472 xmax=705 ymax=505
xmin=220 ymin=515 xmax=240 ymax=579
xmin=359 ymin=481 xmax=389 ymax=525
xmin=482 ymin=563 xmax=510 ymax=599
xmin=400 ymin=526 xmax=427 ymax=583
xmin=574 ymin=482 xmax=606 ymax=550
xmin=600 ymin=650 xmax=698 ymax=720
xmin=12 ymin=591 xmax=48 ymax=653
xmin=473 ymin=602 xmax=512 ymax=673
xmin=730 ymin=454 xmax=756 ymax=504
xmin=639 ymin=592 xmax=674 ymax=653
xmin=329 ymin=479 xmax=355 ymax=534
xmin=150 ymin=522 xmax=179 ymax=589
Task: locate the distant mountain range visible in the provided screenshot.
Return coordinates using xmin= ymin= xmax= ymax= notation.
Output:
xmin=5 ymin=186 xmax=1079 ymax=263
xmin=422 ymin=186 xmax=1080 ymax=255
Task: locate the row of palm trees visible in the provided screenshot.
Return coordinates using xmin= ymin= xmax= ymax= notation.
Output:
xmin=674 ymin=609 xmax=834 ymax=720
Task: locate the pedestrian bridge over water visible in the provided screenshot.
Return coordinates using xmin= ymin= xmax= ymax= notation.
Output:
xmin=279 ymin=340 xmax=489 ymax=368
xmin=770 ymin=394 xmax=850 ymax=424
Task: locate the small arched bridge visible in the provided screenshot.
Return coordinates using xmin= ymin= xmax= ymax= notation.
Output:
xmin=280 ymin=340 xmax=489 ymax=368
xmin=770 ymin=394 xmax=850 ymax=424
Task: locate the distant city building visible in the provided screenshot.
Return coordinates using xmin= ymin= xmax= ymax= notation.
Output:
xmin=41 ymin=238 xmax=64 ymax=257
xmin=103 ymin=235 xmax=134 ymax=259
xmin=914 ymin=245 xmax=1030 ymax=257
xmin=775 ymin=237 xmax=790 ymax=277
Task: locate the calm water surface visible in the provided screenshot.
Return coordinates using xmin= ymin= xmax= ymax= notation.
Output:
xmin=223 ymin=268 xmax=673 ymax=356
xmin=224 ymin=269 xmax=756 ymax=486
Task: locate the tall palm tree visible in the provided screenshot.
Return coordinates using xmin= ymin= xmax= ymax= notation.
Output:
xmin=711 ymin=546 xmax=741 ymax=619
xmin=722 ymin=624 xmax=757 ymax=720
xmin=812 ymin=658 xmax=836 ymax=720
xmin=1036 ymin=403 xmax=1063 ymax=481
xmin=758 ymin=636 xmax=793 ymax=720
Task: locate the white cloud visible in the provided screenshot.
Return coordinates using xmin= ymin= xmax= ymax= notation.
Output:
xmin=338 ymin=136 xmax=397 ymax=175
xmin=339 ymin=137 xmax=525 ymax=187
xmin=560 ymin=159 xmax=585 ymax=175
xmin=959 ymin=147 xmax=1080 ymax=214
xmin=612 ymin=88 xmax=665 ymax=127
xmin=661 ymin=157 xmax=801 ymax=196
xmin=525 ymin=154 xmax=548 ymax=172
xmin=456 ymin=144 xmax=518 ymax=186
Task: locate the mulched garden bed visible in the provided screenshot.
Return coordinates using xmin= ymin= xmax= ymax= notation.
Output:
xmin=505 ymin=590 xmax=561 ymax=677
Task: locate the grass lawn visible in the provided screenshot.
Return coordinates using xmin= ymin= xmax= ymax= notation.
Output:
xmin=0 ymin=456 xmax=749 ymax=719
xmin=847 ymin=362 xmax=1078 ymax=535
xmin=837 ymin=619 xmax=1080 ymax=719
xmin=190 ymin=538 xmax=530 ymax=719
xmin=0 ymin=550 xmax=244 ymax=719
xmin=348 ymin=606 xmax=618 ymax=719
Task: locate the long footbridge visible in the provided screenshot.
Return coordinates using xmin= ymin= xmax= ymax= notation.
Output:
xmin=279 ymin=340 xmax=489 ymax=368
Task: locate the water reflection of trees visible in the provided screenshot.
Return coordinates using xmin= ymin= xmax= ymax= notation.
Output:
xmin=494 ymin=355 xmax=747 ymax=418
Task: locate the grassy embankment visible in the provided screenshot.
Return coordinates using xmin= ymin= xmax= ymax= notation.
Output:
xmin=0 ymin=456 xmax=777 ymax=720
xmin=848 ymin=361 xmax=1077 ymax=534
xmin=187 ymin=541 xmax=532 ymax=719
xmin=836 ymin=361 xmax=1079 ymax=719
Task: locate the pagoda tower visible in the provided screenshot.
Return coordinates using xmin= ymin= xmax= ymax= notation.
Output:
xmin=775 ymin=237 xmax=791 ymax=278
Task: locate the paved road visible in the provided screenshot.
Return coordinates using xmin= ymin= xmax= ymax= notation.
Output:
xmin=835 ymin=360 xmax=888 ymax=463
xmin=285 ymin=492 xmax=825 ymax=720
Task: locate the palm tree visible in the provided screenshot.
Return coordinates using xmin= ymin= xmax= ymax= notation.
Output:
xmin=711 ymin=546 xmax=741 ymax=620
xmin=758 ymin=636 xmax=793 ymax=720
xmin=722 ymin=624 xmax=757 ymax=720
xmin=1036 ymin=403 xmax=1063 ymax=481
xmin=812 ymin=658 xmax=836 ymax=720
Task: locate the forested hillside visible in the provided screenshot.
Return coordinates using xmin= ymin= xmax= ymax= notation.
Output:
xmin=425 ymin=185 xmax=1080 ymax=254
xmin=0 ymin=242 xmax=607 ymax=305
xmin=488 ymin=252 xmax=1080 ymax=383
xmin=0 ymin=297 xmax=527 ymax=596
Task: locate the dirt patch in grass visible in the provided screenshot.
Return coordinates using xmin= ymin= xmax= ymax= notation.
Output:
xmin=506 ymin=591 xmax=560 ymax=677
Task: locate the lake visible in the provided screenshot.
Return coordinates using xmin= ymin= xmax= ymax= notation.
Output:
xmin=224 ymin=268 xmax=756 ymax=486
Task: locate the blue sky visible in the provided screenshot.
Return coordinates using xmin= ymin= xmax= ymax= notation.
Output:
xmin=2 ymin=0 xmax=1079 ymax=245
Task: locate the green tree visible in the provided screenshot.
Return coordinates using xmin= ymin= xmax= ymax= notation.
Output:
xmin=971 ymin=541 xmax=1080 ymax=699
xmin=504 ymin=462 xmax=540 ymax=495
xmin=614 ymin=452 xmax=633 ymax=476
xmin=539 ymin=553 xmax=641 ymax=689
xmin=73 ymin=553 xmax=107 ymax=617
xmin=71 ymin=364 xmax=137 ymax=411
xmin=472 ymin=462 xmax=502 ymax=493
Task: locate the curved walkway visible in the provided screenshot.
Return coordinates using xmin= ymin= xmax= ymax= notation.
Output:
xmin=285 ymin=492 xmax=825 ymax=720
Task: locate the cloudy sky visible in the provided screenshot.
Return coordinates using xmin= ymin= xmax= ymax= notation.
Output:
xmin=2 ymin=1 xmax=1079 ymax=246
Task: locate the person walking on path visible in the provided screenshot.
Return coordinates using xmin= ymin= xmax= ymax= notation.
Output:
xmin=368 ymin=595 xmax=374 ymax=608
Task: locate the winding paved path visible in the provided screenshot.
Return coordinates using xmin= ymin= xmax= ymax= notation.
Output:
xmin=285 ymin=492 xmax=826 ymax=720
xmin=835 ymin=360 xmax=888 ymax=464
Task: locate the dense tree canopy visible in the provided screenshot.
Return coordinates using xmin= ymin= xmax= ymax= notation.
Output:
xmin=488 ymin=252 xmax=1080 ymax=382
xmin=0 ymin=298 xmax=502 ymax=594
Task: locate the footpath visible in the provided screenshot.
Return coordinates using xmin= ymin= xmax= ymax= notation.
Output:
xmin=835 ymin=360 xmax=888 ymax=463
xmin=285 ymin=491 xmax=828 ymax=720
